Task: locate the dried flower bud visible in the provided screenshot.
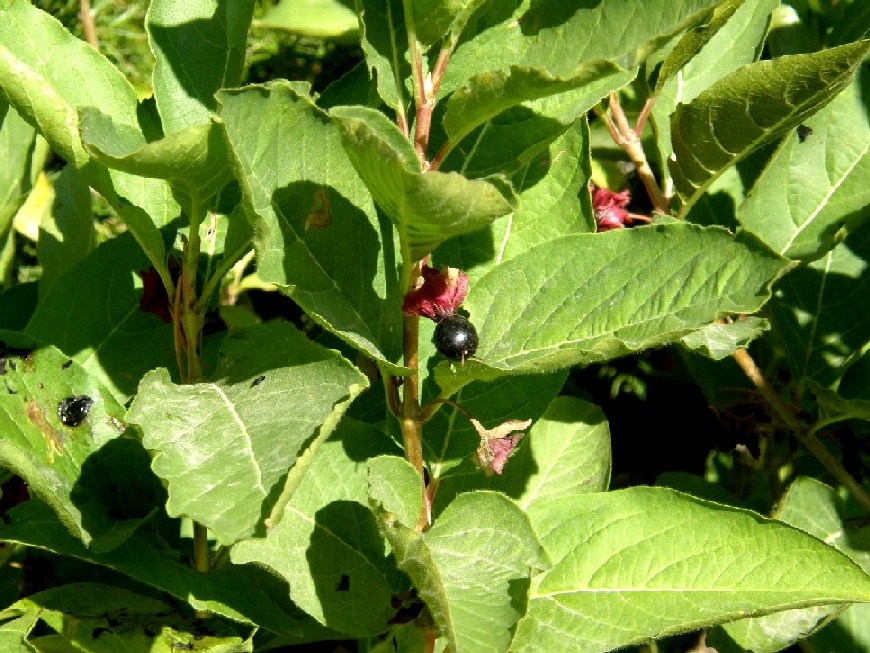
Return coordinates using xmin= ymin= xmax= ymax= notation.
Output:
xmin=402 ymin=265 xmax=469 ymax=321
xmin=471 ymin=418 xmax=532 ymax=476
xmin=137 ymin=267 xmax=172 ymax=323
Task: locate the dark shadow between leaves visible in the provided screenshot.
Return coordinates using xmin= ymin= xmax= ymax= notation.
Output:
xmin=271 ymin=180 xmax=404 ymax=364
xmin=519 ymin=0 xmax=602 ymax=35
xmin=71 ymin=434 xmax=167 ymax=553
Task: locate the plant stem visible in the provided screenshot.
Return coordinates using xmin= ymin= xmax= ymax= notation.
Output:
xmin=79 ymin=0 xmax=99 ymax=49
xmin=732 ymin=348 xmax=870 ymax=513
xmin=192 ymin=521 xmax=210 ymax=618
xmin=401 ymin=312 xmax=431 ymax=528
xmin=602 ymin=93 xmax=668 ymax=214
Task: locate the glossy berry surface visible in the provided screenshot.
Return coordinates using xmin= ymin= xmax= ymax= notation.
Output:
xmin=57 ymin=395 xmax=94 ymax=427
xmin=434 ymin=314 xmax=478 ymax=362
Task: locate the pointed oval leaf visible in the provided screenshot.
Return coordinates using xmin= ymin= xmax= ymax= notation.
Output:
xmin=713 ymin=477 xmax=870 ymax=652
xmin=737 ymin=70 xmax=870 ymax=261
xmin=231 ymin=421 xmax=404 ymax=636
xmin=357 ymin=0 xmax=410 ymax=111
xmin=373 ymin=485 xmax=543 ymax=653
xmin=126 ymin=322 xmax=368 ymax=546
xmin=512 ymin=486 xmax=870 ymax=653
xmin=0 ymin=0 xmax=176 ymax=281
xmin=437 ymin=224 xmax=790 ymax=385
xmin=260 ymin=0 xmax=359 ymax=41
xmin=146 ymin=0 xmax=254 ymax=134
xmin=332 ymin=105 xmax=517 ymax=261
xmin=670 ymin=40 xmax=870 ymax=212
xmin=218 ymin=82 xmax=407 ymax=373
xmin=0 ymin=342 xmax=163 ymax=552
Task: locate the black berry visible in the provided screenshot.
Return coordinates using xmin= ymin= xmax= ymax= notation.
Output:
xmin=58 ymin=395 xmax=94 ymax=427
xmin=434 ymin=314 xmax=478 ymax=362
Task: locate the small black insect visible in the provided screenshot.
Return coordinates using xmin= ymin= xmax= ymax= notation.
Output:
xmin=251 ymin=375 xmax=266 ymax=388
xmin=61 ymin=360 xmax=73 ymax=370
xmin=434 ymin=314 xmax=478 ymax=362
xmin=336 ymin=574 xmax=350 ymax=592
xmin=58 ymin=395 xmax=94 ymax=427
xmin=797 ymin=124 xmax=813 ymax=142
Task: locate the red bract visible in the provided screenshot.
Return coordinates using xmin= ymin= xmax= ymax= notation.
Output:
xmin=591 ymin=183 xmax=632 ymax=231
xmin=402 ymin=265 xmax=469 ymax=321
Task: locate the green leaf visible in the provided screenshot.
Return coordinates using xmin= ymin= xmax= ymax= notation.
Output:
xmin=650 ymin=0 xmax=776 ymax=169
xmin=0 ymin=0 xmax=176 ymax=284
xmin=432 ymin=118 xmax=595 ymax=292
xmin=146 ymin=0 xmax=255 ymax=134
xmin=79 ymin=108 xmax=233 ymax=216
xmin=230 ymin=420 xmax=403 ymax=636
xmin=371 ymin=483 xmax=543 ymax=653
xmin=436 ymin=224 xmax=790 ymax=384
xmin=512 ymin=396 xmax=611 ymax=508
xmin=440 ymin=75 xmax=636 ymax=178
xmin=670 ymin=40 xmax=870 ymax=212
xmin=436 ymin=0 xmax=723 ymax=175
xmin=737 ymin=69 xmax=870 ymax=261
xmin=218 ymin=82 xmax=406 ymax=373
xmin=767 ymin=219 xmax=870 ymax=388
xmin=443 ymin=0 xmax=723 ymax=94
xmin=367 ymin=455 xmax=423 ymax=527
xmin=36 ymin=166 xmax=96 ymax=299
xmin=259 ymin=0 xmax=359 ymax=42
xmin=357 ymin=0 xmax=410 ymax=112
xmin=435 ymin=395 xmax=611 ymax=520
xmin=0 ymin=344 xmax=164 ymax=552
xmin=805 ymin=379 xmax=870 ymax=426
xmin=0 ymin=97 xmax=44 ymax=231
xmin=0 ymin=500 xmax=323 ymax=640
xmin=679 ymin=316 xmax=769 ymax=360
xmin=713 ymin=477 xmax=870 ymax=652
xmin=413 ymin=0 xmax=490 ymax=50
xmin=332 ymin=105 xmax=517 ymax=261
xmin=25 ymin=232 xmax=177 ymax=402
xmin=440 ymin=62 xmax=623 ymax=163
xmin=512 ymin=486 xmax=870 ymax=653
xmin=653 ymin=0 xmax=748 ymax=92
xmin=423 ymin=371 xmax=567 ymax=482
xmin=0 ymin=583 xmax=253 ymax=653
xmin=126 ymin=321 xmax=367 ymax=546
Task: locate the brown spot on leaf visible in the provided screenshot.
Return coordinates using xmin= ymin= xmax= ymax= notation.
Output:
xmin=26 ymin=401 xmax=63 ymax=461
xmin=305 ymin=187 xmax=332 ymax=230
